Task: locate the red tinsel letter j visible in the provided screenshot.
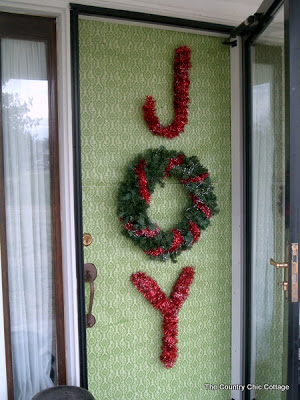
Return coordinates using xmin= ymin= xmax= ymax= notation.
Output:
xmin=142 ymin=46 xmax=191 ymax=139
xmin=131 ymin=267 xmax=195 ymax=368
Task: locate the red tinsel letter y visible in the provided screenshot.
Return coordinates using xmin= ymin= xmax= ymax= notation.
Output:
xmin=142 ymin=46 xmax=191 ymax=139
xmin=131 ymin=267 xmax=195 ymax=368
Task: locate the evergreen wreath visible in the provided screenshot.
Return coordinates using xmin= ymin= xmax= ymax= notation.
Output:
xmin=117 ymin=147 xmax=218 ymax=262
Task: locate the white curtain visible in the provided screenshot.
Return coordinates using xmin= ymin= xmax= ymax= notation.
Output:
xmin=1 ymin=39 xmax=56 ymax=399
xmin=251 ymin=64 xmax=275 ymax=383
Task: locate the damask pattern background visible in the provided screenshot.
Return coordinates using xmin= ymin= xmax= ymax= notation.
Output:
xmin=79 ymin=18 xmax=231 ymax=400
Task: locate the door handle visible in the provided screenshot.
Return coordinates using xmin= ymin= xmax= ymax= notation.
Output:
xmin=271 ymin=243 xmax=298 ymax=303
xmin=269 ymin=258 xmax=288 ymax=269
xmin=270 ymin=257 xmax=289 ymax=301
xmin=84 ymin=263 xmax=97 ymax=328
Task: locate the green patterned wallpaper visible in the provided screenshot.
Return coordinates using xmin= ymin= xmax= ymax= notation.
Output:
xmin=79 ymin=18 xmax=231 ymax=400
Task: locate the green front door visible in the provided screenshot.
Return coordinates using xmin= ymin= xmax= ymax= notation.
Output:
xmin=78 ymin=16 xmax=232 ymax=400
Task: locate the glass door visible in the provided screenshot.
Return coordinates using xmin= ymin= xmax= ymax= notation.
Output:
xmin=245 ymin=0 xmax=299 ymax=399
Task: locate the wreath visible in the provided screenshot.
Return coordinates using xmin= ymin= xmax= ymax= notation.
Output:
xmin=117 ymin=147 xmax=218 ymax=262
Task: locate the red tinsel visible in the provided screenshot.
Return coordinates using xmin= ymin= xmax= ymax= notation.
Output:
xmin=180 ymin=172 xmax=209 ymax=184
xmin=134 ymin=158 xmax=151 ymax=204
xmin=164 ymin=154 xmax=185 ymax=178
xmin=142 ymin=46 xmax=191 ymax=139
xmin=144 ymin=247 xmax=164 ymax=257
xmin=190 ymin=193 xmax=212 ymax=219
xmin=189 ymin=220 xmax=201 ymax=243
xmin=168 ymin=229 xmax=184 ymax=253
xmin=131 ymin=267 xmax=195 ymax=368
xmin=123 ymin=221 xmax=161 ymax=238
xmin=144 ymin=229 xmax=184 ymax=257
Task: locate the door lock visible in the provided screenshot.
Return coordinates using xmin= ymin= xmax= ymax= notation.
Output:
xmin=83 ymin=232 xmax=93 ymax=247
xmin=291 ymin=243 xmax=298 ymax=303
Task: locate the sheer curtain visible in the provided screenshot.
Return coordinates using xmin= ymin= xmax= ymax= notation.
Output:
xmin=251 ymin=64 xmax=275 ymax=382
xmin=1 ymin=39 xmax=56 ymax=399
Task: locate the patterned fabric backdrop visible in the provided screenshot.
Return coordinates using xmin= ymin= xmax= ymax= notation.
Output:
xmin=79 ymin=18 xmax=231 ymax=400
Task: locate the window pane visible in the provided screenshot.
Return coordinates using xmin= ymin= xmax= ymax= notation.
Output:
xmin=249 ymin=6 xmax=288 ymax=399
xmin=1 ymin=38 xmax=57 ymax=399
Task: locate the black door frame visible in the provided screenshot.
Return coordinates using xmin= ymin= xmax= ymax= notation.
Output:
xmin=69 ymin=4 xmax=234 ymax=389
xmin=243 ymin=0 xmax=300 ymax=398
xmin=285 ymin=0 xmax=300 ymax=394
xmin=71 ymin=0 xmax=300 ymax=396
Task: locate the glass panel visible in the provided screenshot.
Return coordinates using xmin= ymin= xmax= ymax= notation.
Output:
xmin=1 ymin=38 xmax=57 ymax=399
xmin=249 ymin=5 xmax=288 ymax=400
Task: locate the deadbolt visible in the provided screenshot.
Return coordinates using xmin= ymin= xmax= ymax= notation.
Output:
xmin=83 ymin=232 xmax=93 ymax=247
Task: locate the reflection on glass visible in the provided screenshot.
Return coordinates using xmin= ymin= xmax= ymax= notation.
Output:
xmin=249 ymin=5 xmax=288 ymax=400
xmin=1 ymin=38 xmax=57 ymax=399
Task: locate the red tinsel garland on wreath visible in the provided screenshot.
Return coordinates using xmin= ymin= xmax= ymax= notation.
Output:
xmin=142 ymin=46 xmax=191 ymax=139
xmin=117 ymin=147 xmax=218 ymax=262
xmin=131 ymin=267 xmax=195 ymax=368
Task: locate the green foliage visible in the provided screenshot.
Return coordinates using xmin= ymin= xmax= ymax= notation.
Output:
xmin=117 ymin=147 xmax=218 ymax=262
xmin=2 ymin=92 xmax=41 ymax=137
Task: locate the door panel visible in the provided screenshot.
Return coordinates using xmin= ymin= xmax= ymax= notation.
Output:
xmin=79 ymin=18 xmax=232 ymax=399
xmin=248 ymin=6 xmax=287 ymax=399
xmin=245 ymin=0 xmax=299 ymax=398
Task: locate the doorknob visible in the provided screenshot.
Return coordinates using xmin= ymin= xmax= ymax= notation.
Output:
xmin=84 ymin=263 xmax=97 ymax=328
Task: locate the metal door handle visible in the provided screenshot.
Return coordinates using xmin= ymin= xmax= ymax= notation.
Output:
xmin=269 ymin=258 xmax=288 ymax=269
xmin=273 ymin=243 xmax=298 ymax=302
xmin=84 ymin=263 xmax=97 ymax=328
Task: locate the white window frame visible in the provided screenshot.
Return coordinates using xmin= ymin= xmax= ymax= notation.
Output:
xmin=0 ymin=1 xmax=80 ymax=395
xmin=230 ymin=36 xmax=244 ymax=400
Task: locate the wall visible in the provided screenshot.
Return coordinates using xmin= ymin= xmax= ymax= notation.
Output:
xmin=80 ymin=18 xmax=231 ymax=399
xmin=0 ymin=0 xmax=260 ymax=27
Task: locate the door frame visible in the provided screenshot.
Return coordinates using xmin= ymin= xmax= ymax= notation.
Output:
xmin=285 ymin=0 xmax=300 ymax=393
xmin=242 ymin=0 xmax=300 ymax=398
